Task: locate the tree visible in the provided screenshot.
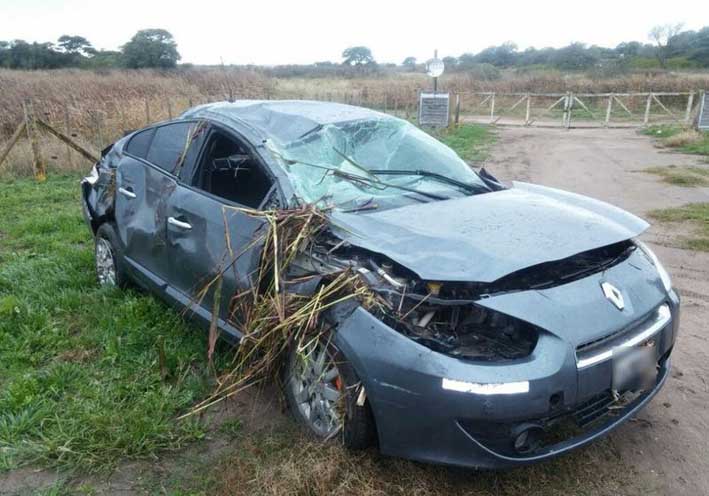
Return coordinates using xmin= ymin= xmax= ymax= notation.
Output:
xmin=475 ymin=42 xmax=518 ymax=67
xmin=122 ymin=29 xmax=180 ymax=69
xmin=402 ymin=56 xmax=417 ymax=70
xmin=57 ymin=35 xmax=93 ymax=55
xmin=442 ymin=56 xmax=458 ymax=69
xmin=649 ymin=23 xmax=684 ymax=68
xmin=342 ymin=46 xmax=374 ymax=66
xmin=552 ymin=43 xmax=599 ymax=70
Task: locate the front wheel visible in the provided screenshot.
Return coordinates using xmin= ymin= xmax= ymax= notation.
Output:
xmin=284 ymin=336 xmax=376 ymax=449
xmin=95 ymin=223 xmax=130 ymax=288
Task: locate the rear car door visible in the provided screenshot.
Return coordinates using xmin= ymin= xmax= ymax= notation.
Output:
xmin=114 ymin=121 xmax=200 ymax=288
xmin=166 ymin=124 xmax=279 ymax=337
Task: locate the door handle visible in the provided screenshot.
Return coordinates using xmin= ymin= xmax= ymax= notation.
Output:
xmin=168 ymin=216 xmax=192 ymax=230
xmin=118 ymin=187 xmax=136 ymax=199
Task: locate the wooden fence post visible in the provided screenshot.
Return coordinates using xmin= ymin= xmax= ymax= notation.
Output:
xmin=23 ymin=101 xmax=46 ymax=182
xmin=685 ymin=92 xmax=695 ymax=124
xmin=605 ymin=94 xmax=613 ymax=127
xmin=525 ymin=94 xmax=531 ymax=126
xmin=455 ymin=93 xmax=461 ymax=126
xmin=490 ymin=92 xmax=496 ymax=122
xmin=63 ymin=104 xmax=74 ymax=169
xmin=643 ymin=93 xmax=653 ymax=126
xmin=145 ymin=97 xmax=151 ymax=125
xmin=0 ymin=121 xmax=26 ymax=171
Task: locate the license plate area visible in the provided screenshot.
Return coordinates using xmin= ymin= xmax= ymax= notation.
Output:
xmin=612 ymin=340 xmax=658 ymax=392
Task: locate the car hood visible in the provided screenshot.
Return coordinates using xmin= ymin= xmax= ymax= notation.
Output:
xmin=329 ymin=181 xmax=649 ymax=283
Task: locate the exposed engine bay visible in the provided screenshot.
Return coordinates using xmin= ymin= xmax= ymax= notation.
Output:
xmin=289 ymin=231 xmax=637 ymax=361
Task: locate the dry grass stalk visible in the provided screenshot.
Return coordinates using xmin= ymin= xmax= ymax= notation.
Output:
xmin=180 ymin=205 xmax=372 ymax=419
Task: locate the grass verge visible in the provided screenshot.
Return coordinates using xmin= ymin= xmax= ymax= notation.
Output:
xmin=642 ymin=125 xmax=709 ymax=156
xmin=0 ymin=175 xmax=215 ymax=472
xmin=649 ymin=202 xmax=709 ymax=251
xmin=433 ymin=124 xmax=496 ymax=163
xmin=642 ymin=165 xmax=709 ymax=187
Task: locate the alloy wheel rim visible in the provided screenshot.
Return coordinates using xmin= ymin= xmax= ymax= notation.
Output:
xmin=96 ymin=238 xmax=117 ymax=287
xmin=289 ymin=340 xmax=343 ymax=438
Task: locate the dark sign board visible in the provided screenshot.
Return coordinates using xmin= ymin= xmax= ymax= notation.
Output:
xmin=419 ymin=92 xmax=450 ymax=128
xmin=699 ymin=91 xmax=709 ymax=131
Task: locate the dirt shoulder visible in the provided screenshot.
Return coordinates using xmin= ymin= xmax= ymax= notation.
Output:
xmin=486 ymin=126 xmax=709 ymax=496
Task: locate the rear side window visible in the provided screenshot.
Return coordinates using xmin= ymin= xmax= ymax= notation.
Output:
xmin=145 ymin=122 xmax=194 ymax=174
xmin=125 ymin=128 xmax=155 ymax=159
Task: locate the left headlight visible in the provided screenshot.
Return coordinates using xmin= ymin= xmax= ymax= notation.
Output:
xmin=636 ymin=240 xmax=672 ymax=292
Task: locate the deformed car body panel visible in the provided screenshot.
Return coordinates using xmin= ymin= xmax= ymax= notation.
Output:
xmin=80 ymin=101 xmax=679 ymax=470
xmin=329 ymin=185 xmax=649 ymax=282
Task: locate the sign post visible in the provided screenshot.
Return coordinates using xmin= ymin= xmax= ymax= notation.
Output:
xmin=419 ymin=50 xmax=448 ymax=128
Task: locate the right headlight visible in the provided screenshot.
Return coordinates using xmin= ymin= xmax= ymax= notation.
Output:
xmin=636 ymin=240 xmax=672 ymax=293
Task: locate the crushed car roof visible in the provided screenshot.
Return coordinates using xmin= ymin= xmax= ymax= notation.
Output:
xmin=181 ymin=100 xmax=390 ymax=143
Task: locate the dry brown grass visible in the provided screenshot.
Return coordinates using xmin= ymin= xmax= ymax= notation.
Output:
xmin=664 ymin=130 xmax=704 ymax=147
xmin=208 ymin=425 xmax=647 ymax=496
xmin=1 ymin=67 xmax=708 ymax=178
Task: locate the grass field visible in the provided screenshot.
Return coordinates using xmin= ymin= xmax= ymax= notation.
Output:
xmin=0 ymin=176 xmax=217 ymax=472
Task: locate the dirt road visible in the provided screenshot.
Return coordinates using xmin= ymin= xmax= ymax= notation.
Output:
xmin=486 ymin=127 xmax=709 ymax=496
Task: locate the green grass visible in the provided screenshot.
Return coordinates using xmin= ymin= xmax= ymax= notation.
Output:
xmin=643 ymin=165 xmax=709 ymax=187
xmin=641 ymin=124 xmax=683 ymax=139
xmin=0 ymin=175 xmax=216 ymax=472
xmin=433 ymin=124 xmax=496 ymax=162
xmin=649 ymin=202 xmax=709 ymax=251
xmin=642 ymin=125 xmax=709 ymax=156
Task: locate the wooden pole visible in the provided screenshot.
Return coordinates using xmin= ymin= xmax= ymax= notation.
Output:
xmin=643 ymin=93 xmax=653 ymax=126
xmin=490 ymin=93 xmax=496 ymax=121
xmin=23 ymin=101 xmax=46 ymax=182
xmin=63 ymin=104 xmax=74 ymax=169
xmin=685 ymin=92 xmax=694 ymax=124
xmin=605 ymin=94 xmax=613 ymax=127
xmin=37 ymin=119 xmax=99 ymax=163
xmin=455 ymin=93 xmax=461 ymax=126
xmin=145 ymin=97 xmax=151 ymax=125
xmin=525 ymin=94 xmax=531 ymax=126
xmin=0 ymin=121 xmax=26 ymax=170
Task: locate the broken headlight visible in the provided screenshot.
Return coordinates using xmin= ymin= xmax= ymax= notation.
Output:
xmin=635 ymin=240 xmax=672 ymax=292
xmin=380 ymin=302 xmax=539 ymax=361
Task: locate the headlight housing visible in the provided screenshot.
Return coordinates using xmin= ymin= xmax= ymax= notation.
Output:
xmin=636 ymin=240 xmax=672 ymax=292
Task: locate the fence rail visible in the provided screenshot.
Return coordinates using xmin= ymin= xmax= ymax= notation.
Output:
xmin=453 ymin=91 xmax=702 ymax=128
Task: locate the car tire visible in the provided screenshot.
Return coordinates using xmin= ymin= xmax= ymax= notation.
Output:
xmin=283 ymin=336 xmax=376 ymax=450
xmin=95 ymin=222 xmax=130 ymax=288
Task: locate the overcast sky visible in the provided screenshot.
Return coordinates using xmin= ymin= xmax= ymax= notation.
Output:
xmin=1 ymin=0 xmax=706 ymax=65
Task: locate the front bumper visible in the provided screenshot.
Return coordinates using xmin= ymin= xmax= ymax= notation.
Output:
xmin=332 ymin=290 xmax=679 ymax=469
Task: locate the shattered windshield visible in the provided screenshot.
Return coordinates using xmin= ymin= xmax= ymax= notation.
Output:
xmin=266 ymin=116 xmax=489 ymax=209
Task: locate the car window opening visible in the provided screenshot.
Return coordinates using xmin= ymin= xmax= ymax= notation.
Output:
xmin=196 ymin=131 xmax=273 ymax=208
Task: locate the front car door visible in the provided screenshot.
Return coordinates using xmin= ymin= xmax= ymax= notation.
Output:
xmin=165 ymin=123 xmax=279 ymax=338
xmin=114 ymin=121 xmax=202 ymax=289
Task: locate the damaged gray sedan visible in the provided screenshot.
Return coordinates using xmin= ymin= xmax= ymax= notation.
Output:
xmin=81 ymin=101 xmax=679 ymax=468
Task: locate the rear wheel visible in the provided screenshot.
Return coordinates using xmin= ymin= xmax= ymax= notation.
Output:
xmin=95 ymin=223 xmax=129 ymax=288
xmin=284 ymin=336 xmax=376 ymax=449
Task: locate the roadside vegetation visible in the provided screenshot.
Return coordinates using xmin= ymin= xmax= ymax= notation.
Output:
xmin=649 ymin=203 xmax=709 ymax=251
xmin=0 ymin=175 xmax=218 ymax=472
xmin=434 ymin=124 xmax=497 ymax=162
xmin=642 ymin=124 xmax=709 ymax=157
xmin=643 ymin=165 xmax=709 ymax=186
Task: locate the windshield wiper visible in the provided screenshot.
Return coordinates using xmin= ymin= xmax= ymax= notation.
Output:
xmin=265 ymin=144 xmax=449 ymax=201
xmin=367 ymin=169 xmax=484 ymax=194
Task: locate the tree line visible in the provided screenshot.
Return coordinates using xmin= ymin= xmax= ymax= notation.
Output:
xmin=0 ymin=29 xmax=180 ymax=69
xmin=2 ymin=24 xmax=708 ymax=74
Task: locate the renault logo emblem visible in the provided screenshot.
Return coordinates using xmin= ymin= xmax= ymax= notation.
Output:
xmin=601 ymin=282 xmax=624 ymax=310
